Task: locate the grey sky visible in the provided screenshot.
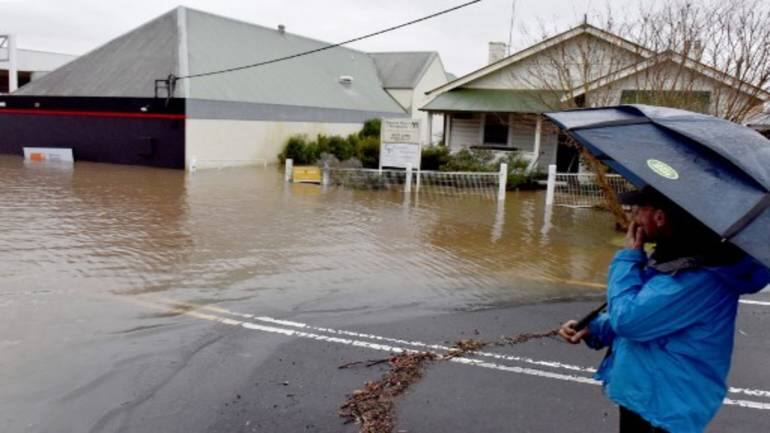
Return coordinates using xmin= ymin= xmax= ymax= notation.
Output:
xmin=1 ymin=0 xmax=658 ymax=76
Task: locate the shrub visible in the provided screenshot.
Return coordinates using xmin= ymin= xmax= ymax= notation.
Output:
xmin=328 ymin=135 xmax=355 ymax=161
xmin=359 ymin=118 xmax=381 ymax=139
xmin=420 ymin=145 xmax=450 ymax=171
xmin=440 ymin=148 xmax=496 ymax=172
xmin=278 ymin=135 xmax=315 ymax=164
xmin=356 ymin=136 xmax=380 ymax=168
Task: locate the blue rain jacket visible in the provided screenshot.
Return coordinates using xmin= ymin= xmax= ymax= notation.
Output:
xmin=586 ymin=249 xmax=770 ymax=433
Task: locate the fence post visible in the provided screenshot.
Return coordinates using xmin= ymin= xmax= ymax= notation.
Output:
xmin=498 ymin=163 xmax=508 ymax=201
xmin=322 ymin=162 xmax=330 ymax=186
xmin=285 ymin=159 xmax=293 ymax=183
xmin=545 ymin=164 xmax=557 ymax=206
xmin=405 ymin=163 xmax=413 ymax=193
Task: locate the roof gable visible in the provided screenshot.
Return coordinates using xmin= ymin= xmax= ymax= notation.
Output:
xmin=568 ymin=51 xmax=770 ymax=101
xmin=427 ymin=23 xmax=654 ymax=96
xmin=369 ymin=52 xmax=437 ymax=89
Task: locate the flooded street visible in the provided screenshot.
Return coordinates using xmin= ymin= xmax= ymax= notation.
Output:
xmin=2 ymin=155 xmax=768 ymax=433
xmin=0 ymin=155 xmax=617 ymax=311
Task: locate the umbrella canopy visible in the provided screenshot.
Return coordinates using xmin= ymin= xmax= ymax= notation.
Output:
xmin=544 ymin=104 xmax=770 ymax=269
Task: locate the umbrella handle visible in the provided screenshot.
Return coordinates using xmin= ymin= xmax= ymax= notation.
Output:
xmin=574 ymin=302 xmax=608 ymax=331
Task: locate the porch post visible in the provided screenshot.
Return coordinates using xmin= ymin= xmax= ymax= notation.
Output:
xmin=533 ymin=115 xmax=542 ymax=160
xmin=445 ymin=113 xmax=452 ymax=148
xmin=426 ymin=112 xmax=433 ymax=145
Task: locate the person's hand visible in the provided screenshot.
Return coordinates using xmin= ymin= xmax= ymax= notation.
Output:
xmin=624 ymin=221 xmax=645 ymax=250
xmin=558 ymin=320 xmax=589 ymax=344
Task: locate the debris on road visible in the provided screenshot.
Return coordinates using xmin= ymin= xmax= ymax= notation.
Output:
xmin=338 ymin=329 xmax=558 ymax=432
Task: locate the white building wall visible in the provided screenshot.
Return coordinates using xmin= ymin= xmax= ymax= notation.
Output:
xmin=412 ymin=57 xmax=449 ymax=144
xmin=0 ymin=48 xmax=76 ymax=72
xmin=185 ymin=119 xmax=362 ymax=170
xmin=448 ymin=113 xmax=557 ymax=173
xmin=449 ymin=115 xmax=483 ymax=148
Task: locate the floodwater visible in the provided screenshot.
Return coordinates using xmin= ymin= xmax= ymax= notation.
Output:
xmin=0 ymin=155 xmax=620 ymax=313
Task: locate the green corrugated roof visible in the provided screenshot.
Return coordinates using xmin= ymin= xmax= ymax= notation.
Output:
xmin=421 ymin=89 xmax=562 ymax=113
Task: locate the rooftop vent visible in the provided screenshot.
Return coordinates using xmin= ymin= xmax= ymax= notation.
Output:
xmin=277 ymin=24 xmax=286 ymax=34
xmin=339 ymin=75 xmax=354 ymax=86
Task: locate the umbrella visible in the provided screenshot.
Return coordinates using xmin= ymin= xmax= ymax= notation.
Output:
xmin=543 ymin=104 xmax=770 ymax=270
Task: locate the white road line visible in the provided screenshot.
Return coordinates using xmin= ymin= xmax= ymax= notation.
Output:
xmin=740 ymin=299 xmax=770 ymax=306
xmin=163 ymin=302 xmax=770 ymax=411
xmin=198 ymin=303 xmax=596 ymax=373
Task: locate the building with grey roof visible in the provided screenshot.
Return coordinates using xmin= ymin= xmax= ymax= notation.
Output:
xmin=2 ymin=7 xmax=447 ymax=169
xmin=369 ymin=52 xmax=449 ymax=144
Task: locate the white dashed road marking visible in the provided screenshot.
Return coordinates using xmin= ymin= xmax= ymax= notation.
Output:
xmin=130 ymin=297 xmax=770 ymax=411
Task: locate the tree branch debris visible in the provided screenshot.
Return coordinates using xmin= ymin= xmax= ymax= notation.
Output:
xmin=338 ymin=329 xmax=559 ymax=433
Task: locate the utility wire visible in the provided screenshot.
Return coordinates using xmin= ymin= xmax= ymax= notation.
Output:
xmin=177 ymin=0 xmax=482 ymax=81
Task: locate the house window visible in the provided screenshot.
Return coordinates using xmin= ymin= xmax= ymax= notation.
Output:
xmin=483 ymin=113 xmax=509 ymax=145
xmin=621 ymin=90 xmax=711 ymax=113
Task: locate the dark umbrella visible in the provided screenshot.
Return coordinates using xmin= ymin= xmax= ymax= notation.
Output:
xmin=544 ymin=104 xmax=770 ymax=270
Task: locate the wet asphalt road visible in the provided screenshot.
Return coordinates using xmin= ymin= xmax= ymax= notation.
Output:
xmin=3 ymin=291 xmax=769 ymax=433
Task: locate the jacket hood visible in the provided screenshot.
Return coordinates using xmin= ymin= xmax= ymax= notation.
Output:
xmin=706 ymin=255 xmax=770 ymax=295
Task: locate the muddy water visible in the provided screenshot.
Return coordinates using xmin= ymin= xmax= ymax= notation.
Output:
xmin=0 ymin=155 xmax=620 ymax=312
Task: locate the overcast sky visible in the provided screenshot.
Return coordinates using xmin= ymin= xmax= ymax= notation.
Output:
xmin=2 ymin=0 xmax=666 ymax=76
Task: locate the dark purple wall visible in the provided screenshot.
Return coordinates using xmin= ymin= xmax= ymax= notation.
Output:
xmin=0 ymin=96 xmax=186 ymax=169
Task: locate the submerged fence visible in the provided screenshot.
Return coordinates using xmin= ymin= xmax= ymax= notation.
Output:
xmin=545 ymin=164 xmax=634 ymax=208
xmin=285 ymin=159 xmax=509 ymax=201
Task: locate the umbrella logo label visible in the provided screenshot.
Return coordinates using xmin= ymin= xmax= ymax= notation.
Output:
xmin=647 ymin=159 xmax=679 ymax=180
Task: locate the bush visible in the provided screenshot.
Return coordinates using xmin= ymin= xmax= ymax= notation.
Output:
xmin=328 ymin=135 xmax=355 ymax=161
xmin=359 ymin=118 xmax=381 ymax=139
xmin=356 ymin=136 xmax=380 ymax=168
xmin=278 ymin=135 xmax=317 ymax=164
xmin=504 ymin=153 xmax=541 ymax=190
xmin=420 ymin=145 xmax=450 ymax=170
xmin=440 ymin=148 xmax=496 ymax=172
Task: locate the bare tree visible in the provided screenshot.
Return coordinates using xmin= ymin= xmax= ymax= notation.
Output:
xmin=518 ymin=0 xmax=770 ymax=122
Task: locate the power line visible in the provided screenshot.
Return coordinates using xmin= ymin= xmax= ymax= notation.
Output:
xmin=178 ymin=0 xmax=482 ymax=81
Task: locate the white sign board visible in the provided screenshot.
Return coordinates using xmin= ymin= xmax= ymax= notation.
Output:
xmin=380 ymin=118 xmax=421 ymax=169
xmin=23 ymin=147 xmax=74 ymax=163
xmin=380 ymin=142 xmax=421 ymax=169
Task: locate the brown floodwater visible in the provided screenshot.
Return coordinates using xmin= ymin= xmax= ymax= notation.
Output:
xmin=0 ymin=155 xmax=621 ymax=312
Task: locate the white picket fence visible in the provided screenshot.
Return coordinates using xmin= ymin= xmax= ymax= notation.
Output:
xmin=545 ymin=164 xmax=634 ymax=208
xmin=285 ymin=159 xmax=509 ymax=201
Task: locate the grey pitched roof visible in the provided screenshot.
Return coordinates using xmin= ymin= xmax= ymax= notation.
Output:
xmin=368 ymin=52 xmax=437 ymax=89
xmin=16 ymin=7 xmax=406 ymax=114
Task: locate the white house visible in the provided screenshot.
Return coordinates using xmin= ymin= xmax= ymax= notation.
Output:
xmin=421 ymin=23 xmax=769 ymax=173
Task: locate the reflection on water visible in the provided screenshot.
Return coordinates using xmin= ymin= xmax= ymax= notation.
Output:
xmin=0 ymin=155 xmax=621 ymax=311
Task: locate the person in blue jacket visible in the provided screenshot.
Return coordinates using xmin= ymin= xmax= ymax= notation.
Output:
xmin=558 ymin=186 xmax=770 ymax=433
